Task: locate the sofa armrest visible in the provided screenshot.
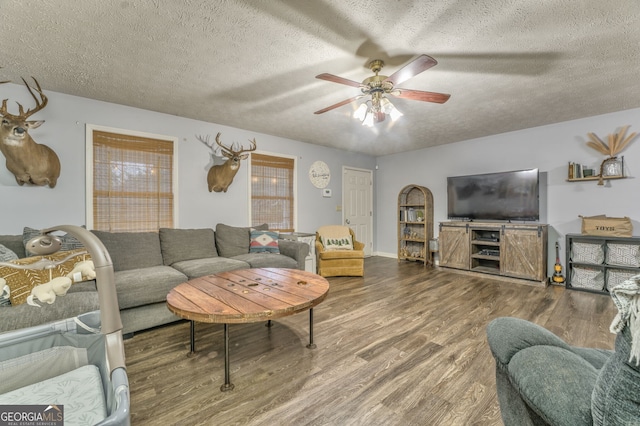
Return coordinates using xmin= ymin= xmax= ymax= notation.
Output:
xmin=278 ymin=239 xmax=309 ymax=270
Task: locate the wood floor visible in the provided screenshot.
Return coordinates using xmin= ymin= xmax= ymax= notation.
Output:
xmin=124 ymin=257 xmax=617 ymax=425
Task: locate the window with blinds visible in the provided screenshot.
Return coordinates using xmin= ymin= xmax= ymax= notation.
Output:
xmin=87 ymin=126 xmax=176 ymax=232
xmin=250 ymin=153 xmax=295 ymax=232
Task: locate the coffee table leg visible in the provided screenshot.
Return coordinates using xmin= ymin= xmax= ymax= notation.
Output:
xmin=189 ymin=320 xmax=196 ymax=355
xmin=307 ymin=308 xmax=316 ymax=349
xmin=220 ymin=323 xmax=235 ymax=392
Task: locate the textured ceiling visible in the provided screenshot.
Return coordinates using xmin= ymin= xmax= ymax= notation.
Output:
xmin=2 ymin=0 xmax=640 ymax=156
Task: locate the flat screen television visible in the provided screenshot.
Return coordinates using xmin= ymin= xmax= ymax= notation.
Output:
xmin=447 ymin=168 xmax=539 ymax=221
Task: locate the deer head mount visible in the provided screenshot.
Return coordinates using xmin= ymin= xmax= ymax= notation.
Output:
xmin=0 ymin=77 xmax=60 ymax=188
xmin=196 ymin=132 xmax=257 ymax=193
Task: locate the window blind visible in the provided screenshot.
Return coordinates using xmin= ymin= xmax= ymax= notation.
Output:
xmin=251 ymin=153 xmax=294 ymax=232
xmin=92 ymin=130 xmax=174 ymax=232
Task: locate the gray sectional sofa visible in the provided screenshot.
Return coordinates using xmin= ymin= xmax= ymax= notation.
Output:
xmin=0 ymin=224 xmax=309 ymax=335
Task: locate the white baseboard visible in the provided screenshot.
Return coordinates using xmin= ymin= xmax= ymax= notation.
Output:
xmin=373 ymin=251 xmax=397 ymax=258
xmin=372 ymin=251 xmax=439 ymax=266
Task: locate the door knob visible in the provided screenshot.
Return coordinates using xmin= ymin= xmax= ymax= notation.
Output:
xmin=345 ymin=219 xmax=350 ymax=224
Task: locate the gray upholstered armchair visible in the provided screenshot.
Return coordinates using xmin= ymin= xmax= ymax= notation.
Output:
xmin=487 ymin=316 xmax=640 ymax=425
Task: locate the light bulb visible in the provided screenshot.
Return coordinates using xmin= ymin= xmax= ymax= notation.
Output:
xmin=389 ymin=106 xmax=403 ymax=122
xmin=353 ymin=103 xmax=368 ymax=121
xmin=362 ymin=112 xmax=375 ymax=127
xmin=380 ymin=97 xmax=393 ymax=113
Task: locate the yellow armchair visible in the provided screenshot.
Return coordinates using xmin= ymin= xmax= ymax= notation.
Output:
xmin=315 ymin=225 xmax=364 ymax=277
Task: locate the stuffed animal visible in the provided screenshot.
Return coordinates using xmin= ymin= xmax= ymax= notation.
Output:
xmin=66 ymin=260 xmax=96 ymax=282
xmin=27 ymin=276 xmax=72 ymax=307
xmin=0 ymin=278 xmax=9 ymax=306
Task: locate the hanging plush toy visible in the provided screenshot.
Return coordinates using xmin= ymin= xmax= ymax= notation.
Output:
xmin=66 ymin=260 xmax=96 ymax=282
xmin=27 ymin=276 xmax=72 ymax=307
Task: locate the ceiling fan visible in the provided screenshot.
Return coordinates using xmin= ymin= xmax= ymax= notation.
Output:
xmin=314 ymin=54 xmax=450 ymax=125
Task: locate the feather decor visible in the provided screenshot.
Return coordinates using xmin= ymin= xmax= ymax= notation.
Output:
xmin=587 ymin=125 xmax=637 ymax=157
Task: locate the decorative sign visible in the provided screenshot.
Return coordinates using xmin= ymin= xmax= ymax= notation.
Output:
xmin=309 ymin=161 xmax=330 ymax=188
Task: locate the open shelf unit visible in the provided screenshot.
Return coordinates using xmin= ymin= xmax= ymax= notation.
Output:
xmin=470 ymin=228 xmax=501 ymax=274
xmin=567 ymin=175 xmax=625 ymax=182
xmin=566 ymin=233 xmax=640 ymax=295
xmin=398 ymin=185 xmax=433 ymax=266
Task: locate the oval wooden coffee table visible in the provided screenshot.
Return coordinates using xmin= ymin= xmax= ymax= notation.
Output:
xmin=166 ymin=268 xmax=330 ymax=391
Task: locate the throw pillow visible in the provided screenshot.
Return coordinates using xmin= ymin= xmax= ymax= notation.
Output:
xmin=22 ymin=227 xmax=84 ymax=256
xmin=0 ymin=244 xmax=18 ymax=262
xmin=0 ymin=249 xmax=91 ymax=306
xmin=322 ymin=235 xmax=353 ymax=250
xmin=250 ymin=230 xmax=280 ymax=254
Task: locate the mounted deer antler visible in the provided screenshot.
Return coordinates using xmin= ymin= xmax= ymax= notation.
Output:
xmin=195 ymin=132 xmax=257 ymax=192
xmin=0 ymin=77 xmax=60 ymax=188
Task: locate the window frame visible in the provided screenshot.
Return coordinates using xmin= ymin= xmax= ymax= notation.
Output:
xmin=85 ymin=124 xmax=179 ymax=231
xmin=247 ymin=150 xmax=297 ymax=232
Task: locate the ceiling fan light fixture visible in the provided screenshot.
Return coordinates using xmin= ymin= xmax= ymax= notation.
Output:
xmin=389 ymin=105 xmax=403 ymax=122
xmin=353 ymin=102 xmax=368 ymax=121
xmin=315 ymin=54 xmax=448 ymax=123
xmin=362 ymin=112 xmax=375 ymax=127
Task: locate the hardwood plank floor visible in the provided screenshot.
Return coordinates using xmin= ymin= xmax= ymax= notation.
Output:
xmin=124 ymin=257 xmax=617 ymax=425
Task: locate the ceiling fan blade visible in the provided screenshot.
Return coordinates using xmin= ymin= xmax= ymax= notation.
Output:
xmin=383 ymin=54 xmax=438 ymax=86
xmin=316 ymin=73 xmax=363 ymax=88
xmin=314 ymin=96 xmax=362 ymax=114
xmin=391 ymin=88 xmax=450 ymax=104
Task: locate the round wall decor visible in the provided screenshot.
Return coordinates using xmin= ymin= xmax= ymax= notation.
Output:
xmin=309 ymin=161 xmax=330 ymax=188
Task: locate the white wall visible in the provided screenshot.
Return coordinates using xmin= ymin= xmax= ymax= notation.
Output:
xmin=4 ymin=79 xmax=639 ymax=276
xmin=0 ymin=83 xmax=375 ymax=235
xmin=374 ymin=107 xmax=640 ymax=275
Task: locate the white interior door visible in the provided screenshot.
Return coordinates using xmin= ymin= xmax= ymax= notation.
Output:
xmin=343 ymin=167 xmax=373 ymax=256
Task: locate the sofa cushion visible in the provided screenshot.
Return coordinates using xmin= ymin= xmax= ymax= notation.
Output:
xmin=171 ymin=257 xmax=249 ymax=279
xmin=508 ymin=345 xmax=598 ymax=425
xmin=23 ymin=227 xmax=84 ymax=256
xmin=159 ymin=228 xmax=217 ymax=266
xmin=0 ymin=244 xmax=18 ymax=262
xmin=592 ymin=327 xmax=640 ymax=424
xmin=249 ymin=230 xmax=280 ymax=253
xmin=319 ymin=249 xmax=364 ymax=260
xmin=91 ymin=230 xmax=163 ymax=272
xmin=114 ymin=266 xmax=187 ymax=310
xmin=232 ymin=253 xmax=298 ymax=269
xmin=215 ymin=223 xmax=267 ymax=258
xmin=0 ymin=235 xmax=26 ymax=259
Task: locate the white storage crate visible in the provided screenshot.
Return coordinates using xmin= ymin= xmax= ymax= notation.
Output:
xmin=571 ymin=266 xmax=605 ymax=291
xmin=606 ymin=243 xmax=640 ymax=267
xmin=571 ymin=242 xmax=605 ymax=264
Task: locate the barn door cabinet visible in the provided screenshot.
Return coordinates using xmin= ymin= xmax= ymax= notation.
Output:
xmin=438 ymin=222 xmax=470 ymax=270
xmin=438 ymin=222 xmax=548 ymax=285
